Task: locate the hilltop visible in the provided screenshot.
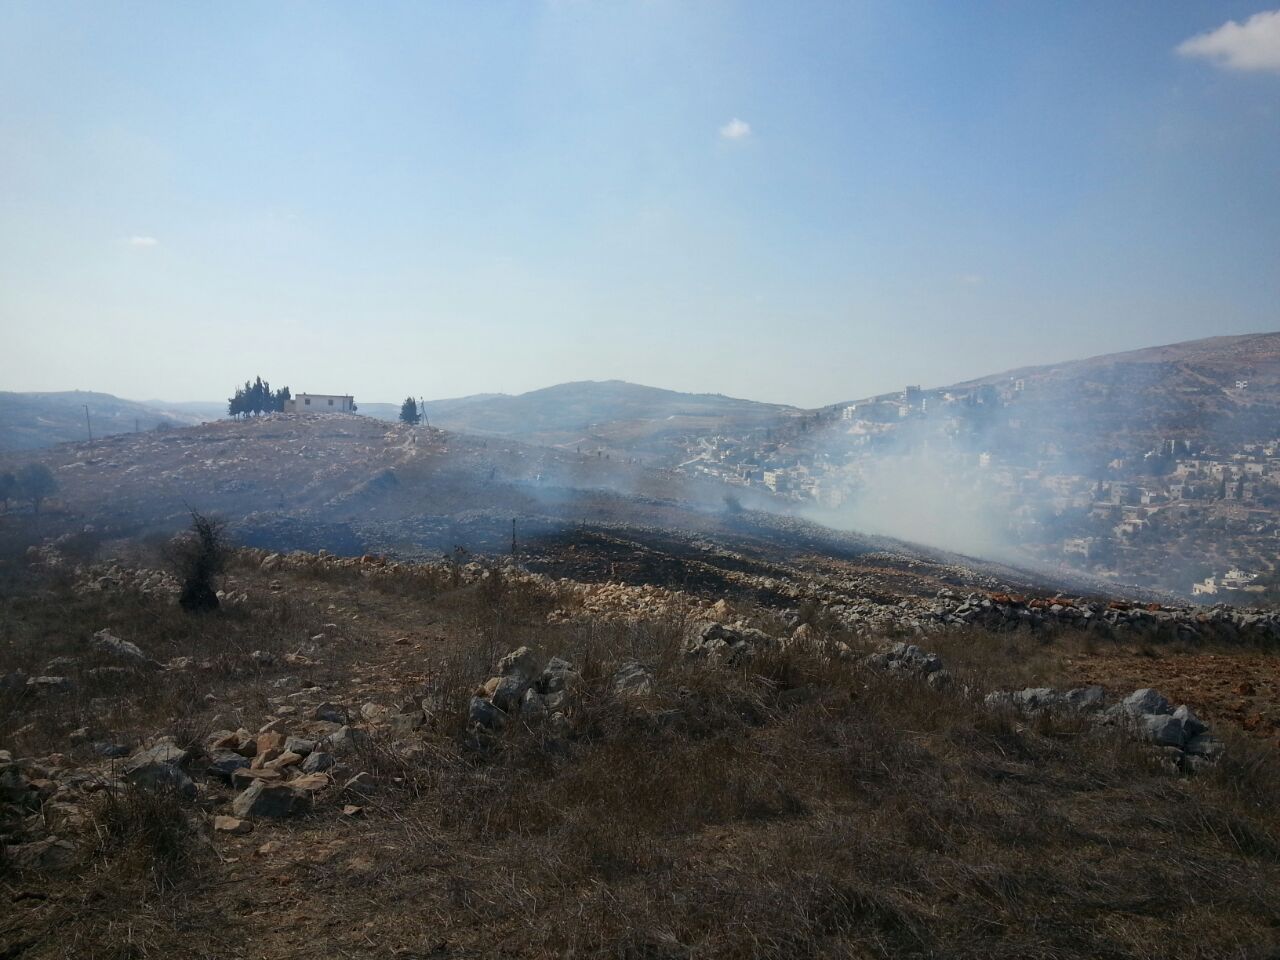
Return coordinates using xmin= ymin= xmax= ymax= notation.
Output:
xmin=411 ymin=380 xmax=797 ymax=459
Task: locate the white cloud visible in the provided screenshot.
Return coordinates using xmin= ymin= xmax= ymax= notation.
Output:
xmin=958 ymin=274 xmax=983 ymax=286
xmin=719 ymin=117 xmax=751 ymax=140
xmin=127 ymin=235 xmax=159 ymax=248
xmin=1176 ymin=9 xmax=1280 ymax=72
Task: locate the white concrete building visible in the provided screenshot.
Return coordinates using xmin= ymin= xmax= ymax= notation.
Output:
xmin=285 ymin=393 xmax=355 ymax=413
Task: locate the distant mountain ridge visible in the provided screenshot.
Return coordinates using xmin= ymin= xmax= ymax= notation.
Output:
xmin=9 ymin=332 xmax=1277 ymax=456
xmin=418 ymin=380 xmax=794 ymax=433
xmin=0 ymin=391 xmax=206 ymax=452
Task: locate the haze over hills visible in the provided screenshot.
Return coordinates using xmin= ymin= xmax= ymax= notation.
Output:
xmin=829 ymin=332 xmax=1280 ymax=463
xmin=410 ymin=380 xmax=797 ymax=460
xmin=0 ymin=391 xmax=206 ymax=452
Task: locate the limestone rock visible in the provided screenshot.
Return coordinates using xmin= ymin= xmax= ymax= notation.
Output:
xmin=301 ymin=751 xmax=335 ymax=773
xmin=1122 ymin=688 xmax=1171 ymax=717
xmin=232 ymin=780 xmax=311 ymax=819
xmin=497 ymin=646 xmax=539 ymax=681
xmin=90 ymin=629 xmax=161 ymax=670
xmin=613 ymin=661 xmax=654 ymax=697
xmin=213 ymin=815 xmax=252 ymax=835
xmin=469 ymin=696 xmax=506 ymax=729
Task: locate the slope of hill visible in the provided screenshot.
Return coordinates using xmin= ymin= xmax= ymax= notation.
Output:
xmin=0 ymin=391 xmax=206 ymax=452
xmin=828 ymin=332 xmax=1280 ymax=467
xmin=0 ymin=412 xmax=1153 ymax=604
xmin=416 ymin=380 xmax=797 ymax=459
xmin=141 ymin=399 xmax=228 ymax=421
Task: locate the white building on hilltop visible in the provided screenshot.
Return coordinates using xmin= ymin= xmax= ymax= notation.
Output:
xmin=285 ymin=393 xmax=356 ymax=413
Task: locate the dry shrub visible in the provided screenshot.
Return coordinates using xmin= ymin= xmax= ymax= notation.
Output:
xmin=87 ymin=786 xmax=203 ymax=891
xmin=164 ymin=510 xmax=229 ymax=613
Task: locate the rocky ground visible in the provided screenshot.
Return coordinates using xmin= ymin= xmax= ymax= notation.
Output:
xmin=2 ymin=537 xmax=1279 ymax=958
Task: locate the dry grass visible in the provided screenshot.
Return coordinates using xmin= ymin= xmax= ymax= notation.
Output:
xmin=2 ymin=558 xmax=1280 ymax=959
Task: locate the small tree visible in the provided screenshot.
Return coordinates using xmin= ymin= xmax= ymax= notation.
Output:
xmin=399 ymin=397 xmax=421 ymax=425
xmin=0 ymin=471 xmax=15 ymax=512
xmin=166 ymin=510 xmax=228 ymax=613
xmin=229 ymin=378 xmax=291 ymax=418
xmin=16 ymin=463 xmax=57 ymax=517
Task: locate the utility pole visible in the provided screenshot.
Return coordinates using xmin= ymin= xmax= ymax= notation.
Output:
xmin=83 ymin=404 xmax=93 ymax=444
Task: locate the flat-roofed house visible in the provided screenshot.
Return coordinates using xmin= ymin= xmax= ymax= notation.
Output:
xmin=285 ymin=393 xmax=355 ymax=413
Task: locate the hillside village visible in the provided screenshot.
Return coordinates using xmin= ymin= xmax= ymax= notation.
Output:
xmin=673 ymin=370 xmax=1280 ymax=599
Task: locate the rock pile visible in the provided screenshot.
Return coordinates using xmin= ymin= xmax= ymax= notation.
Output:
xmin=986 ymin=684 xmax=1225 ymax=772
xmin=926 ymin=592 xmax=1280 ymax=644
xmin=684 ymin=621 xmax=778 ymax=665
xmin=468 ymin=647 xmax=579 ymax=732
xmin=863 ymin=641 xmax=950 ymax=687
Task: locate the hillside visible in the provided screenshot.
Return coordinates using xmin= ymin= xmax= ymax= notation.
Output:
xmin=0 ymin=391 xmax=207 ymax=452
xmin=2 ymin=533 xmax=1278 ymax=959
xmin=3 ymin=407 xmax=1280 ymax=960
xmin=900 ymin=331 xmax=1280 ymax=464
xmin=0 ymin=412 xmax=1120 ymax=602
xmin=413 ymin=380 xmax=796 ymax=460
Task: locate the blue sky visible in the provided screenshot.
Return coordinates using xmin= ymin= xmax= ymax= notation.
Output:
xmin=1 ymin=2 xmax=1278 ymax=407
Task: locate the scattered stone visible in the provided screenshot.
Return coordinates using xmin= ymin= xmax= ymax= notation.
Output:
xmin=4 ymin=837 xmax=77 ymax=871
xmin=865 ymin=642 xmax=943 ymax=676
xmin=1185 ymin=732 xmax=1225 ymax=758
xmin=314 ymin=702 xmax=345 ymax=723
xmin=232 ymin=780 xmax=311 ymax=819
xmin=387 ymin=712 xmax=423 ymax=736
xmin=90 ymin=629 xmax=161 ymax=670
xmin=213 ymin=815 xmax=252 ymax=835
xmin=497 ymin=646 xmax=539 ymax=682
xmin=1063 ymin=685 xmax=1106 ymax=711
xmin=1122 ymin=688 xmax=1172 ymax=717
xmin=122 ymin=740 xmax=196 ymax=798
xmin=1142 ymin=714 xmax=1186 ymax=748
xmin=301 ymin=751 xmax=335 ymax=773
xmin=283 ymin=736 xmax=316 ymax=756
xmin=520 ymin=689 xmax=548 ymax=720
xmin=256 ymin=730 xmax=287 ymax=754
xmin=469 ymin=696 xmax=506 ymax=730
xmin=613 ymin=661 xmax=654 ymax=697
xmin=324 ymin=726 xmax=368 ymax=755
xmin=289 ymin=773 xmax=331 ymax=793
xmin=207 ymin=751 xmax=251 ymax=781
xmin=540 ymin=656 xmax=580 ymax=693
xmin=264 ymin=751 xmax=303 ymax=771
xmin=1172 ymin=704 xmax=1207 ymax=737
xmin=491 ymin=675 xmax=528 ymax=711
xmin=343 ymin=772 xmax=374 ymax=793
xmin=231 ymin=767 xmax=283 ymax=789
xmin=685 ymin=622 xmax=776 ymax=664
